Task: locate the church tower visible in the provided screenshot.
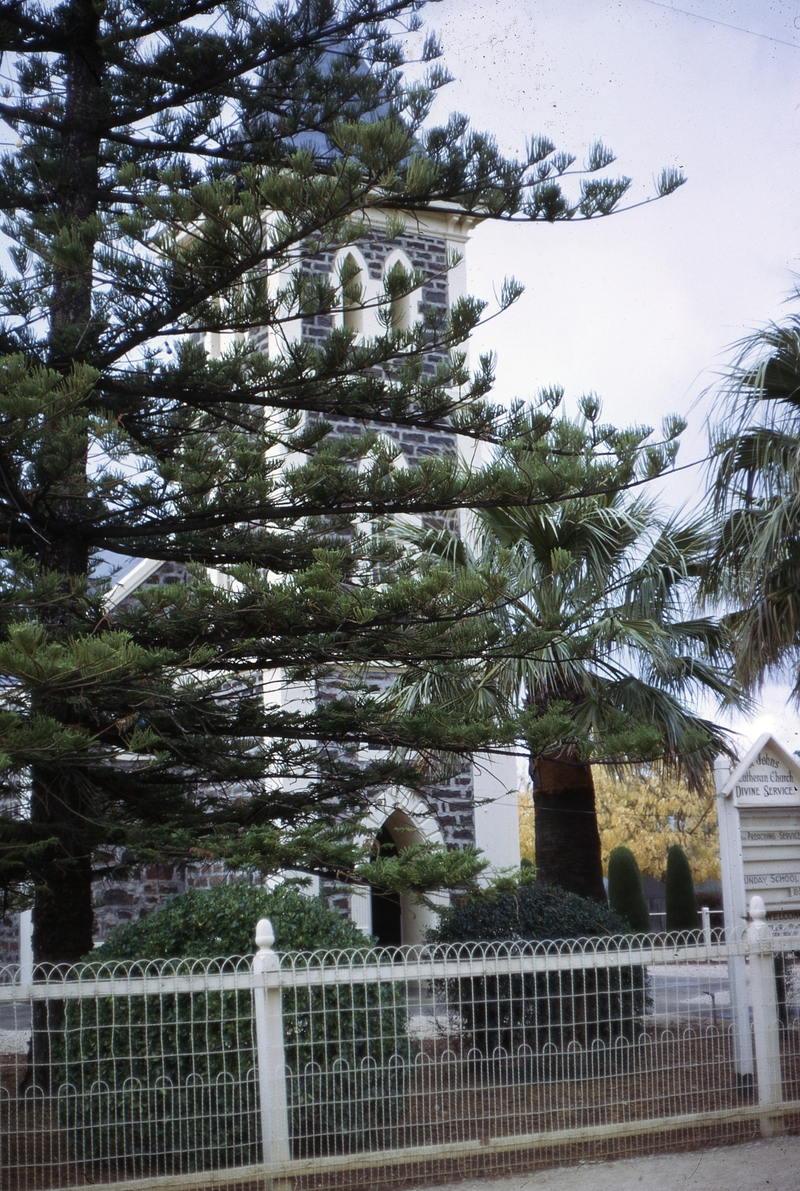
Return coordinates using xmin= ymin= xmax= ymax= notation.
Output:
xmin=292 ymin=207 xmax=520 ymax=944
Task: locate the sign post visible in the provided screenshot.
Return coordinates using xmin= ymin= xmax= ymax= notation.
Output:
xmin=715 ymin=755 xmax=754 ymax=1092
xmin=716 ymin=733 xmax=800 ymax=1096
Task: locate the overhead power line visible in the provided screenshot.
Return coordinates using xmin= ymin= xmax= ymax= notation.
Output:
xmin=637 ymin=0 xmax=800 ymax=52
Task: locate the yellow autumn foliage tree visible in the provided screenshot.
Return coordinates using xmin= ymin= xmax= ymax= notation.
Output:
xmin=519 ymin=768 xmax=720 ymax=883
xmin=518 ymin=784 xmax=536 ymax=867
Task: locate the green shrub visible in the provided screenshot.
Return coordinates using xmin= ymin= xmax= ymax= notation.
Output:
xmin=93 ymin=881 xmax=368 ymax=960
xmin=429 ymin=875 xmax=648 ymax=1064
xmin=665 ymin=844 xmax=699 ymax=932
xmin=607 ymin=846 xmax=651 ymax=933
xmin=55 ymin=884 xmax=406 ymax=1172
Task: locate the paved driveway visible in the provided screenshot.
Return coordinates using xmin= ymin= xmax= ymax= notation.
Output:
xmin=648 ymin=962 xmax=735 ymax=1022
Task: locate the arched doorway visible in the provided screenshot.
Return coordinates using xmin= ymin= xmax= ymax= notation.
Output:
xmin=363 ymin=800 xmax=447 ymax=947
xmin=370 ymin=822 xmax=402 ymax=946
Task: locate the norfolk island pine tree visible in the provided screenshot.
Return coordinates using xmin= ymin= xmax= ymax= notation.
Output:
xmin=0 ymin=0 xmax=691 ymax=978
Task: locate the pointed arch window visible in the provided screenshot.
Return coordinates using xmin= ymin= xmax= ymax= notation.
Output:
xmin=333 ymin=248 xmax=369 ymax=337
xmin=359 ymin=439 xmax=423 ymax=531
xmin=356 ymin=439 xmax=422 ymax=591
xmin=383 ymin=250 xmax=416 ymax=332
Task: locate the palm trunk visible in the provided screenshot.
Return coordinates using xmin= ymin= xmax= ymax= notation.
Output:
xmin=530 ymin=755 xmax=606 ymax=904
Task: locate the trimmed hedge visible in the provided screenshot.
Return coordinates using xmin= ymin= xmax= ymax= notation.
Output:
xmin=429 ymin=877 xmax=648 ymax=1062
xmin=665 ymin=844 xmax=699 ymax=932
xmin=56 ymin=885 xmax=405 ymax=1171
xmin=607 ymin=846 xmax=651 ymax=933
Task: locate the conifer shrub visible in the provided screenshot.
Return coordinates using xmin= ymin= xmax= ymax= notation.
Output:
xmin=665 ymin=844 xmax=699 ymax=932
xmin=607 ymin=846 xmax=651 ymax=933
xmin=56 ymin=885 xmax=405 ymax=1170
xmin=429 ymin=876 xmax=648 ymax=1065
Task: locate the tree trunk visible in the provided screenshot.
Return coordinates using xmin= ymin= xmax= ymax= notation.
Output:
xmin=25 ymin=825 xmax=94 ymax=1091
xmin=530 ymin=756 xmax=607 ymax=903
xmin=30 ymin=774 xmax=95 ymax=967
xmin=47 ymin=0 xmax=103 ymax=366
xmin=30 ymin=0 xmax=104 ymax=971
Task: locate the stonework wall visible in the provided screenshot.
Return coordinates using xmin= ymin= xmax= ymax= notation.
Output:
xmin=115 ymin=559 xmax=191 ymax=613
xmin=92 ymin=862 xmax=251 ymax=943
xmin=301 ymin=227 xmax=458 ymax=471
xmin=424 ymin=761 xmax=477 ymax=850
xmin=0 ymin=913 xmax=18 ymax=969
xmin=1 ymin=863 xmax=256 ymax=966
xmin=301 ymin=227 xmax=450 ymax=376
xmin=307 ymin=224 xmax=476 ymax=863
xmin=317 ymin=665 xmax=477 ymax=853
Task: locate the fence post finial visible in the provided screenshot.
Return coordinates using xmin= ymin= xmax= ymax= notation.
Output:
xmin=256 ymin=917 xmax=275 ymax=954
xmin=748 ymin=895 xmax=767 ymax=925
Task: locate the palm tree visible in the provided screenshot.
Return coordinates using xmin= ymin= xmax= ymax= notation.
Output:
xmin=704 ymin=309 xmax=800 ymax=691
xmin=395 ymin=402 xmax=738 ymax=901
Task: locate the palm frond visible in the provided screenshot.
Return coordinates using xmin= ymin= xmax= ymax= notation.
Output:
xmin=392 ymin=406 xmax=737 ymax=776
xmin=705 ymin=303 xmax=800 ymax=690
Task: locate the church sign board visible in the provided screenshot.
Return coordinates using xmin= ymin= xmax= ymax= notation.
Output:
xmin=714 ymin=733 xmax=800 ymax=1085
xmin=716 ymin=733 xmax=800 ymax=923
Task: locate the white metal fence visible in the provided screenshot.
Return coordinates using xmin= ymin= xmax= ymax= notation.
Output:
xmin=1 ymin=906 xmax=799 ymax=1191
xmin=649 ymin=905 xmax=725 ymax=939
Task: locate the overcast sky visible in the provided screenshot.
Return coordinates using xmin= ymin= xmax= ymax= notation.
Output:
xmin=424 ymin=0 xmax=800 ymax=752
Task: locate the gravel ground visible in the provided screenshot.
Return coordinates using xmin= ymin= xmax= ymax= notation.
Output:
xmin=0 ymin=1028 xmax=28 ymax=1054
xmin=412 ymin=1137 xmax=800 ymax=1191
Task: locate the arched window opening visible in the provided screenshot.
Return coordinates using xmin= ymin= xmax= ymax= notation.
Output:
xmin=357 ymin=441 xmax=421 ymax=590
xmin=381 ymin=446 xmax=423 ymax=536
xmin=383 ymin=254 xmax=415 ymax=332
xmin=339 ymin=251 xmax=365 ymax=335
xmin=204 ymin=293 xmax=245 ymax=359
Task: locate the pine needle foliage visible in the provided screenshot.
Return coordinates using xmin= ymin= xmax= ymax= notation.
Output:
xmin=0 ymin=0 xmax=686 ymax=967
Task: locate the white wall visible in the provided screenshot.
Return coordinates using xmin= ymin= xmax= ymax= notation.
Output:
xmin=472 ymin=751 xmax=521 ymax=876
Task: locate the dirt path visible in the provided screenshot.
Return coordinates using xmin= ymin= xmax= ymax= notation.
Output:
xmin=414 ymin=1136 xmax=800 ymax=1191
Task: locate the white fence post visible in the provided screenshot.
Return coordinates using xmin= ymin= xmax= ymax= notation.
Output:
xmin=253 ymin=918 xmax=292 ymax=1178
xmin=747 ymin=896 xmax=784 ymax=1137
xmin=700 ymin=906 xmax=712 ymax=947
xmin=18 ymin=909 xmax=32 ymax=985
